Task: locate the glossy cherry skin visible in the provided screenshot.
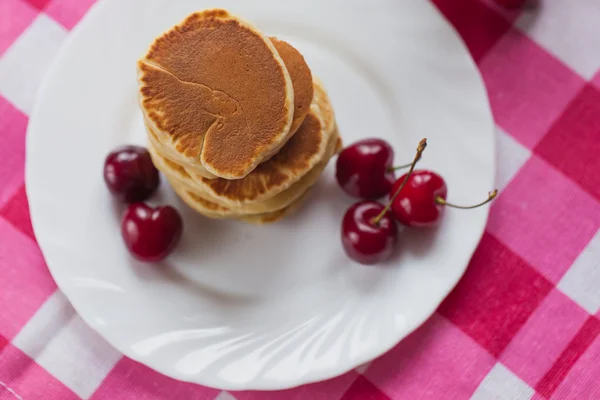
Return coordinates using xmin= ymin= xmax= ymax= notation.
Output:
xmin=121 ymin=203 xmax=183 ymax=262
xmin=104 ymin=145 xmax=159 ymax=203
xmin=335 ymin=138 xmax=395 ymax=199
xmin=390 ymin=170 xmax=447 ymax=228
xmin=341 ymin=201 xmax=398 ymax=265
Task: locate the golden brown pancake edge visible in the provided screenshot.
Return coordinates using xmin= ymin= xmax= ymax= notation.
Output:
xmin=150 ymin=129 xmax=339 ymax=216
xmin=270 ymin=37 xmax=313 ymax=136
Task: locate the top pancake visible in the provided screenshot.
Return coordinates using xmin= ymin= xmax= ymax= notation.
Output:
xmin=142 ymin=35 xmax=314 ymax=180
xmin=137 ymin=9 xmax=295 ymax=179
xmin=176 ymin=80 xmax=334 ymax=207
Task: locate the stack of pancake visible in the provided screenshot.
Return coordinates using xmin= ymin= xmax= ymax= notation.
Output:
xmin=137 ymin=9 xmax=341 ymax=224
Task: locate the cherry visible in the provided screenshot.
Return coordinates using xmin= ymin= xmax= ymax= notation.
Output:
xmin=390 ymin=170 xmax=497 ymax=228
xmin=335 ymin=138 xmax=396 ymax=199
xmin=342 ymin=202 xmax=398 ymax=265
xmin=341 ymin=139 xmax=427 ymax=265
xmin=390 ymin=171 xmax=446 ymax=228
xmin=121 ymin=202 xmax=182 ymax=262
xmin=104 ymin=145 xmax=159 ymax=203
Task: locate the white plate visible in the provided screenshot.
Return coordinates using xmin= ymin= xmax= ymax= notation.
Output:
xmin=26 ymin=0 xmax=494 ymax=391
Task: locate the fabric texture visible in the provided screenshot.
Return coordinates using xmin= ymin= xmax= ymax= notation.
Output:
xmin=1 ymin=0 xmax=599 ymax=398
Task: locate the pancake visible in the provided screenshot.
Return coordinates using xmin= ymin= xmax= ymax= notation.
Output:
xmin=137 ymin=9 xmax=295 ymax=179
xmin=150 ymin=130 xmax=339 ymax=214
xmin=239 ymin=189 xmax=312 ymax=225
xmin=169 ymin=177 xmax=249 ymax=219
xmin=172 ymin=181 xmax=312 ymax=225
xmin=143 ymin=37 xmax=313 ymax=180
xmin=270 ymin=37 xmax=313 ymax=136
xmin=165 ymin=80 xmax=334 ymax=209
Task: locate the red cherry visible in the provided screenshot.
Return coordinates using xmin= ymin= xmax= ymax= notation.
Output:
xmin=335 ymin=138 xmax=396 ymax=199
xmin=121 ymin=203 xmax=182 ymax=262
xmin=390 ymin=170 xmax=447 ymax=228
xmin=341 ymin=201 xmax=398 ymax=265
xmin=341 ymin=138 xmax=428 ymax=265
xmin=104 ymin=145 xmax=159 ymax=203
xmin=390 ymin=170 xmax=498 ymax=227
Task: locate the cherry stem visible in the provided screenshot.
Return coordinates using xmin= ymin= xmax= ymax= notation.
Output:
xmin=435 ymin=190 xmax=498 ymax=209
xmin=372 ymin=138 xmax=427 ymax=226
xmin=388 ymin=163 xmax=411 ymax=172
xmin=387 ymin=153 xmax=423 ymax=172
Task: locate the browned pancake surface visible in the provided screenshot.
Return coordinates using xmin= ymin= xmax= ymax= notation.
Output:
xmin=198 ymin=110 xmax=324 ymax=203
xmin=270 ymin=37 xmax=313 ymax=135
xmin=139 ymin=9 xmax=293 ymax=179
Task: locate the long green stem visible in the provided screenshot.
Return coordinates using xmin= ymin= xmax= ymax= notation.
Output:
xmin=388 ymin=163 xmax=411 ymax=172
xmin=435 ymin=190 xmax=498 ymax=209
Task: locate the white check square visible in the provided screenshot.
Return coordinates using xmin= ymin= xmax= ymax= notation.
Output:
xmin=13 ymin=290 xmax=74 ymax=357
xmin=494 ymin=126 xmax=531 ymax=191
xmin=470 ymin=363 xmax=534 ymax=400
xmin=516 ymin=0 xmax=600 ymax=79
xmin=214 ymin=392 xmax=238 ymax=400
xmin=39 ymin=316 xmax=121 ymax=398
xmin=0 ymin=14 xmax=67 ymax=115
xmin=558 ymin=229 xmax=600 ymax=314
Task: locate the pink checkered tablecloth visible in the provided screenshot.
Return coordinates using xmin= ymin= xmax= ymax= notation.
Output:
xmin=1 ymin=0 xmax=600 ymax=398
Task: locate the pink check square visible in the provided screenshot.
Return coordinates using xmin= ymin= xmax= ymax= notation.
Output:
xmin=552 ymin=332 xmax=600 ymax=399
xmin=479 ymin=28 xmax=584 ymax=149
xmin=0 ymin=95 xmax=27 ymax=208
xmin=91 ymin=357 xmax=219 ymax=400
xmin=364 ymin=314 xmax=495 ymax=400
xmin=487 ymin=155 xmax=600 ymax=283
xmin=500 ymin=289 xmax=589 ymax=388
xmin=0 ymin=184 xmax=35 ymax=241
xmin=0 ymin=219 xmax=56 ymax=340
xmin=0 ymin=0 xmax=38 ymax=56
xmin=536 ymin=316 xmax=600 ymax=398
xmin=232 ymin=370 xmax=359 ymax=400
xmin=535 ymin=84 xmax=600 ymax=201
xmin=44 ymin=0 xmax=97 ymax=30
xmin=340 ymin=375 xmax=391 ymax=400
xmin=439 ymin=233 xmax=553 ymax=357
xmin=0 ymin=344 xmax=78 ymax=399
xmin=23 ymin=0 xmax=52 ymax=10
